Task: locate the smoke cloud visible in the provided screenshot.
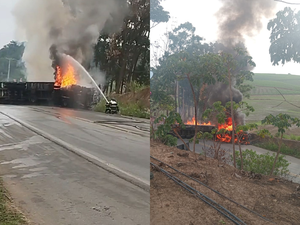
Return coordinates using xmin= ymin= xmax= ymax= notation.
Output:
xmin=204 ymin=0 xmax=277 ymax=125
xmin=12 ymin=0 xmax=127 ymax=82
xmin=216 ymin=0 xmax=277 ymax=46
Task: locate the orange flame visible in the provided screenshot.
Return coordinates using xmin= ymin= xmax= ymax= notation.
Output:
xmin=185 ymin=117 xmax=211 ymax=125
xmin=216 ymin=117 xmax=234 ymax=143
xmin=218 ymin=117 xmax=233 ymax=131
xmin=54 ymin=64 xmax=77 ymax=88
xmin=184 ymin=116 xmax=249 ymax=144
xmin=54 ymin=66 xmax=62 ymax=87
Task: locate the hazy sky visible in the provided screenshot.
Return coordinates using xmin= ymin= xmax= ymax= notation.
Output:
xmin=0 ymin=0 xmax=18 ymax=48
xmin=151 ymin=0 xmax=300 ymax=75
xmin=1 ymin=0 xmax=300 ymax=75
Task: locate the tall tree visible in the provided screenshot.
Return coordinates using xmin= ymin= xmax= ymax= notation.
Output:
xmin=94 ymin=0 xmax=150 ymax=94
xmin=0 ymin=41 xmax=26 ymax=81
xmin=268 ymin=7 xmax=300 ymax=66
xmin=150 ymin=0 xmax=170 ymax=29
xmin=219 ymin=48 xmax=256 ymax=167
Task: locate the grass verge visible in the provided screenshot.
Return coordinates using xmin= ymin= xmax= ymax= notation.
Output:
xmin=254 ymin=142 xmax=300 ymax=159
xmin=0 ymin=179 xmax=27 ymax=225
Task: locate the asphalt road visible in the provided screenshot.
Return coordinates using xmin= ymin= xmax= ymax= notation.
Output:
xmin=178 ymin=139 xmax=300 ymax=184
xmin=0 ymin=105 xmax=150 ymax=225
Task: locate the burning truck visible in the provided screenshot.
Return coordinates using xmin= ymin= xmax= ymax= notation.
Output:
xmin=0 ymin=59 xmax=99 ymax=109
xmin=170 ymin=116 xmax=250 ymax=145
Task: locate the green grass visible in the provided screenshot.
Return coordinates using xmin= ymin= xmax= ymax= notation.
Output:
xmin=281 ymin=134 xmax=300 ymax=141
xmin=118 ymin=102 xmax=150 ymax=119
xmin=245 ymin=73 xmax=300 ymax=95
xmin=254 ymin=142 xmax=300 ymax=159
xmin=243 ymin=95 xmax=300 ymax=122
xmin=0 ymin=179 xmax=26 ymax=225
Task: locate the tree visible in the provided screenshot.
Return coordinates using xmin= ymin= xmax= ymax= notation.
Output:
xmin=94 ymin=0 xmax=150 ymax=94
xmin=268 ymin=7 xmax=300 ymax=66
xmin=219 ymin=48 xmax=256 ymax=167
xmin=154 ymin=111 xmax=190 ymax=150
xmin=261 ymin=113 xmax=300 ymax=175
xmin=0 ymin=41 xmax=26 ymax=81
xmin=159 ymin=52 xmax=226 ymax=152
xmin=150 ymin=0 xmax=170 ymax=29
xmin=203 ymin=100 xmax=255 ymax=169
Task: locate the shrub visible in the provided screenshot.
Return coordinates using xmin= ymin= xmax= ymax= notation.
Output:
xmin=119 ymin=102 xmax=150 ymax=119
xmin=161 ymin=134 xmax=177 ymax=146
xmin=93 ymin=100 xmax=106 ymax=112
xmin=235 ymin=149 xmax=290 ymax=176
xmin=290 ymin=134 xmax=297 ymax=140
xmin=254 ymin=142 xmax=300 ymax=159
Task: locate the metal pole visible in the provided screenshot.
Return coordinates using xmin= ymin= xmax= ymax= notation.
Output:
xmin=7 ymin=59 xmax=11 ymax=82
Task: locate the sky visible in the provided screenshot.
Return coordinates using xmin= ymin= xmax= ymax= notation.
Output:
xmin=0 ymin=0 xmax=18 ymax=48
xmin=1 ymin=1 xmax=300 ymax=76
xmin=150 ymin=0 xmax=300 ymax=75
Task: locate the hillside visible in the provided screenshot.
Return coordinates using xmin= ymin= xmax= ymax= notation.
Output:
xmin=243 ymin=73 xmax=300 ymax=123
xmin=245 ymin=73 xmax=300 ymax=95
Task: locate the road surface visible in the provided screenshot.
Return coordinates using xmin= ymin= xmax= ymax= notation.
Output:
xmin=0 ymin=105 xmax=150 ymax=225
xmin=178 ymin=139 xmax=300 ymax=184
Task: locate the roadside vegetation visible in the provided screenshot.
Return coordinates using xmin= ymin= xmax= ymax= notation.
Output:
xmin=254 ymin=142 xmax=300 ymax=159
xmin=0 ymin=179 xmax=27 ymax=225
xmin=94 ymin=83 xmax=150 ymax=119
xmin=235 ymin=149 xmax=290 ymax=176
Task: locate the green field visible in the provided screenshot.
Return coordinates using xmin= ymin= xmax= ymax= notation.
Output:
xmin=243 ymin=73 xmax=300 ymax=122
xmin=245 ymin=73 xmax=300 ymax=95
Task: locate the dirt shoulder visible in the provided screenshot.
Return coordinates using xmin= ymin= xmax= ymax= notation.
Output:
xmin=150 ymin=141 xmax=300 ymax=225
xmin=0 ymin=178 xmax=28 ymax=225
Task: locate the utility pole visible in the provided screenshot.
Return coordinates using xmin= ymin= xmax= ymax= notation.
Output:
xmin=5 ymin=58 xmax=15 ymax=82
xmin=7 ymin=58 xmax=11 ymax=82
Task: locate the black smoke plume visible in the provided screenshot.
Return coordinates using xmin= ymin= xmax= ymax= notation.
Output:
xmin=204 ymin=0 xmax=277 ymax=125
xmin=12 ymin=0 xmax=128 ymax=82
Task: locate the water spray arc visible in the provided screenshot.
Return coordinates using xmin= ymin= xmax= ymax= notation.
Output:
xmin=65 ymin=54 xmax=109 ymax=104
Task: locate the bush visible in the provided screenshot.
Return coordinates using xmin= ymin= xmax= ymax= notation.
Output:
xmin=235 ymin=149 xmax=290 ymax=176
xmin=254 ymin=142 xmax=300 ymax=159
xmin=119 ymin=102 xmax=150 ymax=119
xmin=93 ymin=100 xmax=106 ymax=112
xmin=161 ymin=134 xmax=177 ymax=146
xmin=290 ymin=134 xmax=297 ymax=140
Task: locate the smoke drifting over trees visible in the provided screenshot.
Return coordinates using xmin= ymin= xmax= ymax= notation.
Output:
xmin=216 ymin=0 xmax=277 ymax=46
xmin=204 ymin=0 xmax=278 ymax=124
xmin=12 ymin=0 xmax=127 ymax=82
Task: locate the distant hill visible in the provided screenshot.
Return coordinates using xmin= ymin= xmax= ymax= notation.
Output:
xmin=245 ymin=73 xmax=300 ymax=95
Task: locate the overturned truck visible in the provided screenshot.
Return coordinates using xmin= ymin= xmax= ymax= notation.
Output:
xmin=0 ymin=82 xmax=96 ymax=109
xmin=169 ymin=124 xmax=250 ymax=145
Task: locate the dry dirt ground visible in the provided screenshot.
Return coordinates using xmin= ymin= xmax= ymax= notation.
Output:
xmin=150 ymin=141 xmax=300 ymax=225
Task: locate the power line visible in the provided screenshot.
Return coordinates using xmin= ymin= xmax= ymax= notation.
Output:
xmin=274 ymin=0 xmax=300 ymax=5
